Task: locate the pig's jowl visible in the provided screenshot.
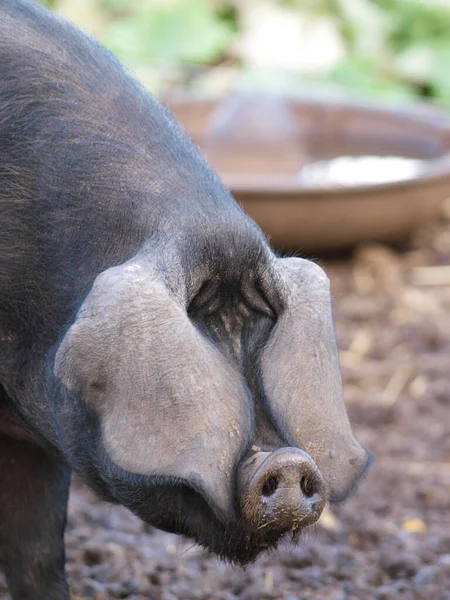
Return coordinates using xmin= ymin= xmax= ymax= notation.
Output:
xmin=0 ymin=1 xmax=370 ymax=598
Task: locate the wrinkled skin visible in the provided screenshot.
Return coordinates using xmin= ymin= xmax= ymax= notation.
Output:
xmin=0 ymin=1 xmax=371 ymax=598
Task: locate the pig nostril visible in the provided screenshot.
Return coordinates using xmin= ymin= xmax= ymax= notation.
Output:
xmin=300 ymin=476 xmax=316 ymax=498
xmin=261 ymin=475 xmax=279 ymax=497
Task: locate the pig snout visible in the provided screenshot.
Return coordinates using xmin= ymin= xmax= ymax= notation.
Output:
xmin=238 ymin=448 xmax=326 ymax=532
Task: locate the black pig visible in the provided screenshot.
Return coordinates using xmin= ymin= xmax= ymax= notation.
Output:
xmin=0 ymin=1 xmax=370 ymax=598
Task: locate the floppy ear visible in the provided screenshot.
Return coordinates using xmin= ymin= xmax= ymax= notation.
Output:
xmin=55 ymin=261 xmax=251 ymax=519
xmin=261 ymin=258 xmax=368 ymax=501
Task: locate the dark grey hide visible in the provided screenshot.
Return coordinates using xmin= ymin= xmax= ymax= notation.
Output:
xmin=0 ymin=1 xmax=370 ymax=598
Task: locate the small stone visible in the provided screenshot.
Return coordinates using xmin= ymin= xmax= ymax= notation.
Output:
xmin=380 ymin=552 xmax=420 ymax=579
xmin=288 ymin=569 xmax=304 ymax=582
xmin=426 ymin=535 xmax=450 ymax=555
xmin=436 ymin=536 xmax=450 ymax=554
xmin=376 ymin=584 xmax=396 ymax=600
xmin=147 ymin=571 xmax=161 ymax=586
xmin=283 ymin=546 xmax=315 ymax=568
xmin=82 ymin=544 xmax=104 ymax=566
xmin=401 ymin=518 xmax=428 ymax=534
xmin=365 ymin=568 xmax=383 ymax=587
xmin=343 ymin=582 xmax=356 ymax=594
xmin=243 ymin=586 xmax=277 ymax=600
xmin=392 ymin=579 xmax=411 ymax=593
xmin=294 ymin=565 xmax=324 ymax=587
xmin=414 ymin=565 xmax=441 ymax=586
xmin=328 ymin=566 xmax=354 ymax=581
xmin=83 ymin=578 xmax=106 ymax=597
xmin=438 ymin=554 xmax=450 ymax=571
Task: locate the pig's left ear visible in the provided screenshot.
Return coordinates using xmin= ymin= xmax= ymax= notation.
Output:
xmin=54 ymin=261 xmax=251 ymax=520
xmin=261 ymin=258 xmax=369 ymax=501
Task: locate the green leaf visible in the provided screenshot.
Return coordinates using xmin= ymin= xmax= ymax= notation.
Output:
xmin=35 ymin=0 xmax=58 ymax=7
xmin=327 ymin=55 xmax=416 ymax=101
xmin=376 ymin=0 xmax=450 ymax=52
xmin=335 ymin=0 xmax=390 ymax=56
xmin=98 ymin=0 xmax=130 ymax=12
xmin=101 ymin=0 xmax=233 ymax=66
xmin=394 ymin=44 xmax=436 ymax=85
xmin=429 ymin=44 xmax=450 ymax=105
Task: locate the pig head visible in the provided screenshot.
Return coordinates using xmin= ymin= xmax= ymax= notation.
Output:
xmin=55 ymin=248 xmax=370 ymax=564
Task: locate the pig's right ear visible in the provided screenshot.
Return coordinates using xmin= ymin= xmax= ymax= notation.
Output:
xmin=54 ymin=261 xmax=252 ymax=520
xmin=260 ymin=258 xmax=369 ymax=502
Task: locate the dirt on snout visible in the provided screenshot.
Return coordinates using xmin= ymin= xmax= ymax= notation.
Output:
xmin=1 ymin=214 xmax=450 ymax=600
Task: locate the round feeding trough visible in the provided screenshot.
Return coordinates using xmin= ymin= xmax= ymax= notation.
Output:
xmin=168 ymin=92 xmax=450 ymax=252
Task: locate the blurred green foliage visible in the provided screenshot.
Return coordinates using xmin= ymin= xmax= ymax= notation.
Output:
xmin=327 ymin=0 xmax=450 ymax=105
xmin=101 ymin=0 xmax=233 ymax=66
xmin=35 ymin=0 xmax=450 ymax=107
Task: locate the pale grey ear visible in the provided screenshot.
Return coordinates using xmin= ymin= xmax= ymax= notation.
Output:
xmin=55 ymin=261 xmax=251 ymax=518
xmin=261 ymin=258 xmax=368 ymax=501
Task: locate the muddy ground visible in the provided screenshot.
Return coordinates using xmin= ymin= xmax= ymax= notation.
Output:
xmin=1 ymin=213 xmax=450 ymax=600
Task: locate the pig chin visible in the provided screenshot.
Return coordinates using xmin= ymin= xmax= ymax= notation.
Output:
xmin=97 ymin=441 xmax=328 ymax=565
xmin=112 ymin=478 xmax=299 ymax=566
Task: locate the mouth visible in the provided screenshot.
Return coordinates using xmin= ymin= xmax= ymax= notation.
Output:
xmin=104 ymin=470 xmax=314 ymax=566
xmin=88 ymin=445 xmax=326 ymax=566
xmin=147 ymin=486 xmax=317 ymax=566
xmin=186 ymin=513 xmax=314 ymax=567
